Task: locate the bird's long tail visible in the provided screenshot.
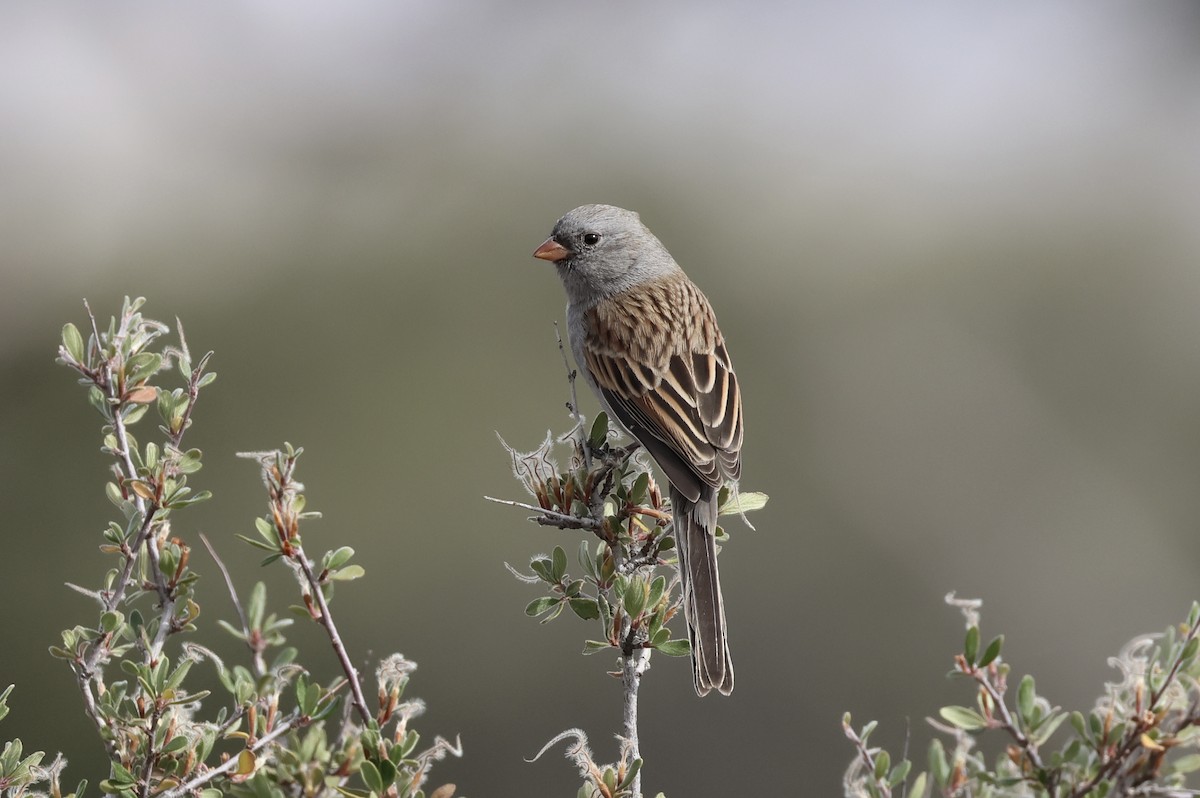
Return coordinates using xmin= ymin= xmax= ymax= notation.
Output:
xmin=670 ymin=486 xmax=734 ymax=696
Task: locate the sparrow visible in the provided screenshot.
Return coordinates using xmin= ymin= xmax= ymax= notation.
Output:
xmin=533 ymin=204 xmax=744 ymax=696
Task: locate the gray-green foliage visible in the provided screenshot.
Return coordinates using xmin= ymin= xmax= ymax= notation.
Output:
xmin=498 ymin=406 xmax=766 ymax=798
xmin=0 ymin=684 xmax=86 ymax=798
xmin=844 ymin=596 xmax=1200 ymax=798
xmin=43 ymin=298 xmax=459 ymax=798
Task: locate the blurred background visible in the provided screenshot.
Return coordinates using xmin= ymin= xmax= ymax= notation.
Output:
xmin=3 ymin=1 xmax=1200 ymax=794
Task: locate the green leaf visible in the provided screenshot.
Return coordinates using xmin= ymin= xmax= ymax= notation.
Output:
xmin=62 ymin=323 xmax=85 ymax=362
xmin=629 ymin=472 xmax=650 ymax=505
xmin=1070 ymin=711 xmax=1087 ymax=740
xmin=1017 ymin=674 xmax=1036 ymax=725
xmin=236 ymin=534 xmax=278 ymax=553
xmin=551 ymin=546 xmax=567 ymax=582
xmin=525 ymin=597 xmax=560 ymax=617
xmin=128 ymin=352 xmax=163 ymax=385
xmin=602 ymin=766 xmax=616 ymax=793
xmin=329 ymin=564 xmax=365 ymax=581
xmin=162 ymin=736 xmax=189 ymax=754
xmin=578 ymin=540 xmax=596 ymax=580
xmin=589 ymin=412 xmax=610 ymax=448
xmin=248 ymin=582 xmax=267 ymax=630
xmin=326 ymin=546 xmax=355 ymax=571
xmin=175 ymin=449 xmax=204 ymax=474
xmin=938 ymin=705 xmax=988 ymax=732
xmin=529 ymin=557 xmax=554 ymax=583
xmin=100 ymin=611 xmax=124 ymax=633
xmin=568 ymin=598 xmax=600 ymax=620
xmin=873 ymin=749 xmax=890 ymax=781
xmin=656 ymin=639 xmax=691 ymax=657
xmin=1030 ymin=710 xmax=1068 ymax=746
xmin=0 ymin=686 xmax=12 ymax=722
xmin=717 ymin=490 xmax=768 ymax=515
xmin=1183 ymin=635 xmax=1199 ymax=662
xmin=928 ymin=739 xmax=949 ymax=788
xmin=360 ymin=760 xmax=383 ymax=794
xmin=964 ymin=626 xmax=979 ymax=665
xmin=978 ymin=634 xmax=1004 ymax=667
xmin=254 ymin=516 xmax=277 ymax=544
xmin=623 ymin=578 xmax=648 ymax=618
xmin=582 ymin=640 xmax=610 ymax=655
xmin=618 ymin=757 xmax=643 ymax=790
xmin=647 ymin=575 xmax=666 ymax=608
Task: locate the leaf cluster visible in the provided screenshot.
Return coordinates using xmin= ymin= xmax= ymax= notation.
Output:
xmin=30 ymin=299 xmax=461 ymax=798
xmin=845 ymin=598 xmax=1200 ymax=798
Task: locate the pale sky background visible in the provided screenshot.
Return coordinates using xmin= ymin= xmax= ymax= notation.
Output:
xmin=3 ymin=2 xmax=1200 ymax=795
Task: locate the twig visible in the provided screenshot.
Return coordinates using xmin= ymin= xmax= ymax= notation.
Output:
xmin=159 ymin=712 xmax=301 ymax=798
xmin=555 ymin=322 xmax=590 ymax=470
xmin=484 ymin=496 xmax=601 ymax=530
xmin=293 ymin=545 xmax=372 ymax=725
xmin=139 ymin=706 xmax=163 ymax=798
xmin=844 ymin=719 xmax=893 ymax=798
xmin=262 ymin=449 xmax=372 ymax=726
xmin=70 ymin=303 xmax=176 ymax=754
xmin=1151 ymin=618 xmax=1200 ymax=709
xmin=620 ymin=617 xmax=649 ymax=798
xmin=200 ymin=532 xmax=265 ymax=676
xmin=83 ymin=299 xmax=102 ymax=363
xmin=1065 ymin=616 xmax=1200 ymax=798
xmin=971 ymin=666 xmax=1046 ymax=774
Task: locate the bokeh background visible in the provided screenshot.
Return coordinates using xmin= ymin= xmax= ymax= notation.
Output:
xmin=3 ymin=1 xmax=1200 ymax=794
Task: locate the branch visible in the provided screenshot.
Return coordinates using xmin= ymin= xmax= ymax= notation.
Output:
xmin=200 ymin=532 xmax=266 ymax=676
xmin=159 ymin=712 xmax=301 ymax=798
xmin=970 ymin=665 xmax=1047 ymax=774
xmin=293 ymin=545 xmax=372 ymax=725
xmin=619 ymin=617 xmax=649 ymax=798
xmin=256 ymin=449 xmax=372 ymax=726
xmin=843 ymin=717 xmax=893 ymax=798
xmin=484 ymin=496 xmax=602 ymax=530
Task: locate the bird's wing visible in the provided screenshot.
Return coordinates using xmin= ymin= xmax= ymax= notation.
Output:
xmin=583 ymin=274 xmax=743 ymax=503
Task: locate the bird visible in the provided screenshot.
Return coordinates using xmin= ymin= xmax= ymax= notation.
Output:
xmin=533 ymin=204 xmax=744 ymax=696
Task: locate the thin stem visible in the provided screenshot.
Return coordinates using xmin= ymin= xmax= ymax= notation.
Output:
xmin=555 ymin=322 xmax=590 ymax=471
xmin=255 ymin=449 xmax=373 ymax=728
xmin=844 ymin=721 xmax=893 ymax=798
xmin=168 ymin=350 xmax=210 ymax=449
xmin=294 ymin=547 xmax=372 ymax=725
xmin=159 ymin=713 xmax=300 ymax=798
xmin=138 ymin=706 xmax=163 ymax=798
xmin=484 ymin=496 xmax=602 ymax=530
xmin=109 ymin=373 xmax=176 ymax=665
xmin=972 ymin=666 xmax=1046 ymax=773
xmin=200 ymin=532 xmax=266 ymax=676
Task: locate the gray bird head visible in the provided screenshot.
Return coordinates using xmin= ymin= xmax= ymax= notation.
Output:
xmin=534 ymin=204 xmax=679 ymax=306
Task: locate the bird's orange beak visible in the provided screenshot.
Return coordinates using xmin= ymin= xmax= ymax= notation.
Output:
xmin=533 ymin=238 xmax=570 ymax=262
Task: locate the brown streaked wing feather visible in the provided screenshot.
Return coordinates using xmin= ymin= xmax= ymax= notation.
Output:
xmin=583 ymin=276 xmax=743 ymax=495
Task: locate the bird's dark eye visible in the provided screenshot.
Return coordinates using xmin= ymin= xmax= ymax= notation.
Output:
xmin=582 ymin=232 xmax=601 ymax=246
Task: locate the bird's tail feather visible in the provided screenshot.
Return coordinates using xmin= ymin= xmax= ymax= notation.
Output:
xmin=671 ymin=486 xmax=733 ymax=696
